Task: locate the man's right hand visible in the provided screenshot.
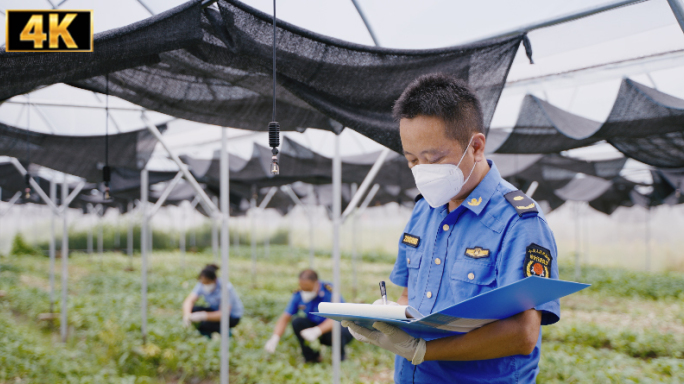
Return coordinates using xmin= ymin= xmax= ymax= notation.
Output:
xmin=264 ymin=334 xmax=280 ymax=354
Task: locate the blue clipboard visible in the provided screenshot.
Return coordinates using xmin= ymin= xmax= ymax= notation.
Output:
xmin=313 ymin=276 xmax=589 ymax=339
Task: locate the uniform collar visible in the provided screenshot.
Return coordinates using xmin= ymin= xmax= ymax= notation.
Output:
xmin=460 ymin=159 xmax=500 ymax=216
xmin=440 ymin=160 xmax=500 ymax=226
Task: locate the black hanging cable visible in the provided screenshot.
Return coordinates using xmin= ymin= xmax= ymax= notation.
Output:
xmin=24 ymin=94 xmax=31 ymax=199
xmin=103 ymin=74 xmax=112 ymax=199
xmin=268 ymin=0 xmax=280 ymax=175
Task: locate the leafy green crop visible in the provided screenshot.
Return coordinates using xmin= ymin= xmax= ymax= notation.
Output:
xmin=1 ymin=247 xmax=683 ymax=383
xmin=559 ymin=263 xmax=684 ymax=300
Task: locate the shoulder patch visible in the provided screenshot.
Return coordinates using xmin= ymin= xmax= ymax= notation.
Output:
xmin=524 ymin=243 xmax=552 ymax=278
xmin=402 ymin=233 xmax=420 ymax=248
xmin=504 ymin=190 xmax=538 ymax=217
xmin=324 ymin=284 xmax=333 ymax=292
xmin=414 ymin=194 xmax=424 ymax=203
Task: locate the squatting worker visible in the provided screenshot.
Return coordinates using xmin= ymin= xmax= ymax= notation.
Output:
xmin=182 ymin=264 xmax=244 ymax=337
xmin=342 ymin=74 xmax=560 ymax=383
xmin=264 ymin=269 xmax=354 ymax=363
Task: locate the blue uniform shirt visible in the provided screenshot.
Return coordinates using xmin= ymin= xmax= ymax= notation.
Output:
xmin=390 ymin=160 xmax=560 ymax=384
xmin=192 ymin=279 xmax=244 ymax=318
xmin=285 ymin=281 xmax=343 ymax=324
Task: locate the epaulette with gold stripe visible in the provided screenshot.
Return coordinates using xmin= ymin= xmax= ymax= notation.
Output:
xmin=504 ymin=190 xmax=538 ymax=217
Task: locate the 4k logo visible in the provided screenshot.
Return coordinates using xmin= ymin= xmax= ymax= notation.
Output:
xmin=5 ymin=10 xmax=93 ymax=52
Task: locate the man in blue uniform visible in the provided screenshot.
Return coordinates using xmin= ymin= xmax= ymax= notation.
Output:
xmin=343 ymin=74 xmax=560 ymax=383
xmin=264 ymin=269 xmax=353 ymax=362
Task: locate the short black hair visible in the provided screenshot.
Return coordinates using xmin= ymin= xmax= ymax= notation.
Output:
xmin=298 ymin=269 xmax=318 ymax=282
xmin=198 ymin=264 xmax=219 ymax=281
xmin=393 ymin=73 xmax=484 ymax=148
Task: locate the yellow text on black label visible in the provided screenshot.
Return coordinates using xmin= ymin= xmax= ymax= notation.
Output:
xmin=402 ymin=233 xmax=420 ymax=248
xmin=5 ymin=10 xmax=93 ymax=52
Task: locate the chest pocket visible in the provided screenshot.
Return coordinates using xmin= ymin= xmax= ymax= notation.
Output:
xmin=405 ymin=248 xmax=423 ymax=300
xmin=449 ymin=259 xmax=496 ymax=303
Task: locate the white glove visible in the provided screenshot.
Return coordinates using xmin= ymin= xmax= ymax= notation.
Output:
xmin=182 ymin=313 xmax=191 ymax=327
xmin=372 ymin=299 xmax=400 ymax=306
xmin=189 ymin=311 xmax=208 ymax=322
xmin=342 ymin=321 xmax=427 ymax=365
xmin=264 ymin=334 xmax=280 ymax=354
xmin=300 ymin=326 xmax=323 ymax=342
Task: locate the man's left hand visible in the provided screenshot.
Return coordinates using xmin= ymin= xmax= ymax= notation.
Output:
xmin=189 ymin=311 xmax=208 ymax=322
xmin=342 ymin=321 xmax=427 ymax=365
xmin=300 ymin=326 xmax=323 ymax=342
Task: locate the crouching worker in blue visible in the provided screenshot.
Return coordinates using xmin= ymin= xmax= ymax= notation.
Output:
xmin=342 ymin=74 xmax=561 ymax=384
xmin=182 ymin=264 xmax=244 ymax=338
xmin=264 ymin=269 xmax=353 ymax=363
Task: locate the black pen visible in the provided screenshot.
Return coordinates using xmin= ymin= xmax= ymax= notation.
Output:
xmin=379 ymin=281 xmax=387 ymax=305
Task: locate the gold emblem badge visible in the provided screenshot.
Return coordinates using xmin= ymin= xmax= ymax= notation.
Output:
xmin=465 ymin=247 xmax=490 ymax=258
xmin=513 ymin=196 xmax=524 ymax=201
xmin=402 ymin=233 xmax=420 ymax=248
xmin=516 ymin=203 xmax=535 ymax=210
xmin=468 ymin=197 xmax=482 ymax=206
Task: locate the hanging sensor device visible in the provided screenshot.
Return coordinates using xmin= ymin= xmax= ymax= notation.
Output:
xmin=24 ymin=173 xmax=31 ymax=199
xmin=269 ymin=0 xmax=280 ymax=175
xmin=269 ymin=121 xmax=280 ymax=174
xmin=103 ymin=165 xmax=111 ymax=199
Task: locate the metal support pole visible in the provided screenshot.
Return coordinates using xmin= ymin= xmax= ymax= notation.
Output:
xmin=127 ymin=202 xmax=134 ymax=261
xmin=264 ymin=218 xmax=270 ymax=260
xmin=142 ymin=116 xmax=218 ymax=216
xmin=87 ymin=204 xmax=93 ymax=254
xmin=668 ymin=0 xmax=684 ymax=35
xmin=341 ymin=148 xmax=390 ymax=222
xmin=114 ymin=214 xmax=120 ymax=250
xmin=350 ymin=183 xmax=358 ymax=299
xmin=149 ymin=172 xmax=184 ymax=218
xmin=233 ymin=220 xmax=240 ymax=253
xmin=288 ymin=211 xmax=293 ymax=252
xmin=309 ymin=184 xmax=315 ymax=267
xmin=212 ymin=196 xmax=219 ymax=262
xmin=49 ymin=181 xmax=56 ymax=314
xmin=574 ymin=202 xmax=581 ymax=281
xmin=250 ymin=192 xmax=257 ymax=287
xmin=141 ymin=169 xmax=149 ymax=343
xmin=180 ymin=203 xmax=186 ymax=268
xmin=350 ymin=0 xmax=380 ymax=46
xmin=97 ymin=208 xmax=104 ymax=259
xmin=219 ymin=128 xmax=230 ymax=384
xmin=60 ymin=175 xmax=69 ymax=342
xmin=332 ymin=133 xmax=342 ymax=384
xmin=9 ymin=158 xmax=60 ymax=214
xmin=645 ymin=208 xmax=651 ymax=271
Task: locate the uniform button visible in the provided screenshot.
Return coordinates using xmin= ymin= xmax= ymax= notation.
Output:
xmin=435 ymin=258 xmax=441 ymax=265
xmin=407 ymin=257 xmax=410 ymax=264
xmin=468 ymin=272 xmax=475 ymax=280
xmin=426 ymin=291 xmax=432 ymax=298
xmin=442 ymin=224 xmax=450 ymax=231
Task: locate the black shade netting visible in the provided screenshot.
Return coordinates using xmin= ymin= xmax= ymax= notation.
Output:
xmin=0 ymin=1 xmax=205 ymax=100
xmin=0 ymin=161 xmax=93 ymax=207
xmin=589 ymin=177 xmax=636 ymax=215
xmin=495 ymin=79 xmax=684 ymax=168
xmin=43 ymin=0 xmax=523 ymax=152
xmin=604 ymin=80 xmax=684 ymax=168
xmin=494 ymin=95 xmax=601 ymax=154
xmin=0 ymin=122 xmax=162 ymax=182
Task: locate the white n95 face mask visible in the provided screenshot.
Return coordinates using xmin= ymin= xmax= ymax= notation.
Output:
xmin=202 ymin=283 xmax=216 ymax=293
xmin=300 ymin=290 xmax=318 ymax=303
xmin=411 ymin=137 xmax=478 ymax=208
